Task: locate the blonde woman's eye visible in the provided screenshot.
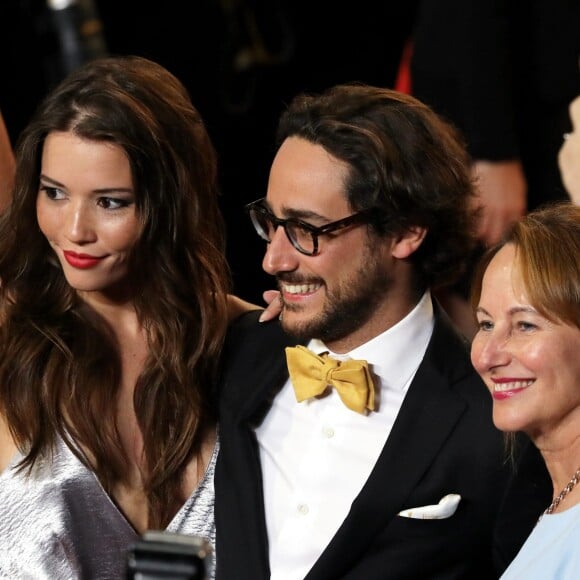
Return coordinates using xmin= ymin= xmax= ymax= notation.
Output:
xmin=477 ymin=320 xmax=493 ymax=331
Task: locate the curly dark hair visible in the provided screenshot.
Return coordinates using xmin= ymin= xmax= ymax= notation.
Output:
xmin=276 ymin=82 xmax=479 ymax=292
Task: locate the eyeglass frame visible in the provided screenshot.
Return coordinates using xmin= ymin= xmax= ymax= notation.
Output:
xmin=245 ymin=197 xmax=380 ymax=256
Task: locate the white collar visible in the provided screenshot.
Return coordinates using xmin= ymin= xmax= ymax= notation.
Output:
xmin=308 ymin=291 xmax=435 ymax=393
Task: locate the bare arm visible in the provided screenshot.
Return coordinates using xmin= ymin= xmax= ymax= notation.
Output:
xmin=227 ymin=291 xmax=283 ymax=323
xmin=0 ymin=111 xmax=15 ymax=211
xmin=471 ymin=159 xmax=527 ymax=246
xmin=0 ymin=412 xmax=17 ymax=473
xmin=558 ymin=96 xmax=580 ymax=205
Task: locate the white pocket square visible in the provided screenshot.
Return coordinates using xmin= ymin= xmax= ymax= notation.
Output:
xmin=397 ymin=493 xmax=461 ymax=520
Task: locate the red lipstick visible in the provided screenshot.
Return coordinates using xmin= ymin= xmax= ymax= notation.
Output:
xmin=492 ymin=390 xmax=522 ymax=401
xmin=63 ymin=251 xmax=103 ymax=269
xmin=491 ymin=378 xmax=532 ymax=401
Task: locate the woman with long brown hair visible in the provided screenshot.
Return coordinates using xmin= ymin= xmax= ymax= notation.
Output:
xmin=0 ymin=55 xmax=253 ymax=578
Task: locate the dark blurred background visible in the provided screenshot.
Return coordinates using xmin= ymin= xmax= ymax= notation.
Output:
xmin=0 ymin=0 xmax=416 ymax=304
xmin=1 ymin=1 xmax=577 ymax=306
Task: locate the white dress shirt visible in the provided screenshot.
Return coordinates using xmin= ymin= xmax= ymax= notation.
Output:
xmin=254 ymin=292 xmax=435 ymax=580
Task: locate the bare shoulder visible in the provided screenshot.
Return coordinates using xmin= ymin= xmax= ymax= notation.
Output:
xmin=0 ymin=412 xmax=17 ymax=473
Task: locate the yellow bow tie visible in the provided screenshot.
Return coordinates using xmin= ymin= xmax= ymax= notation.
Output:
xmin=285 ymin=345 xmax=376 ymax=414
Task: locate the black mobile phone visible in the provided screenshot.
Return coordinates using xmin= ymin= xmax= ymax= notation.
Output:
xmin=126 ymin=530 xmax=213 ymax=580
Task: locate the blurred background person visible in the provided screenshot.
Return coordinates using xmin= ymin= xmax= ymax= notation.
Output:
xmin=559 ymin=95 xmax=580 ymax=204
xmin=0 ymin=110 xmax=14 ymax=210
xmin=402 ymin=0 xmax=580 ymax=338
xmin=409 ymin=0 xmax=579 ymax=241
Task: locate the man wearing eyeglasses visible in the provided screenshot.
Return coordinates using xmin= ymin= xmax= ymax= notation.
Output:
xmin=214 ymin=83 xmax=548 ymax=580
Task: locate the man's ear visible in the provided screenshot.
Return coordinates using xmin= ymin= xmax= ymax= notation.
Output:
xmin=391 ymin=226 xmax=428 ymax=259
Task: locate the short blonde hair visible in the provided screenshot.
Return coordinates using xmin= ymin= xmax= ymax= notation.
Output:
xmin=471 ymin=201 xmax=580 ymax=330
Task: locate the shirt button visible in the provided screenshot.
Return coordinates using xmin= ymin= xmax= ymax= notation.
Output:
xmin=297 ymin=504 xmax=309 ymax=515
xmin=322 ymin=426 xmax=335 ymax=438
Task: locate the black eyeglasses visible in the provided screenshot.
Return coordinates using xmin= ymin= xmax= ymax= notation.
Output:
xmin=245 ymin=198 xmax=378 ymax=256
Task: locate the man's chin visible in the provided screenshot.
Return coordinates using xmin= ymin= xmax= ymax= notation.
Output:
xmin=279 ymin=311 xmax=315 ymax=341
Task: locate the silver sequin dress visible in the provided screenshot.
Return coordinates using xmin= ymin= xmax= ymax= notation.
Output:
xmin=0 ymin=434 xmax=218 ymax=579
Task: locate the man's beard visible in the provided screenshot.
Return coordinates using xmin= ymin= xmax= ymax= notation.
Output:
xmin=279 ymin=243 xmax=392 ymax=344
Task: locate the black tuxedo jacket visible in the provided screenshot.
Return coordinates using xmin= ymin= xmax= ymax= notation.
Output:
xmin=215 ymin=307 xmax=544 ymax=579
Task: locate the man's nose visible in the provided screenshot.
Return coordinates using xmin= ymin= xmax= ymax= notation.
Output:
xmin=262 ymin=225 xmax=300 ymax=275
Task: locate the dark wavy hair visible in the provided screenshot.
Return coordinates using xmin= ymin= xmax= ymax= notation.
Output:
xmin=0 ymin=55 xmax=231 ymax=527
xmin=275 ymin=83 xmax=478 ymax=291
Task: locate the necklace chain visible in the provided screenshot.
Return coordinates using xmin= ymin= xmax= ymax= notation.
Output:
xmin=542 ymin=466 xmax=580 ymax=518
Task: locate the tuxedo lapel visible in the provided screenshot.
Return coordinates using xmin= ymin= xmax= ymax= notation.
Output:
xmin=305 ymin=309 xmax=473 ymax=579
xmin=215 ymin=311 xmax=297 ymax=580
xmin=220 ymin=314 xmax=296 ymax=425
